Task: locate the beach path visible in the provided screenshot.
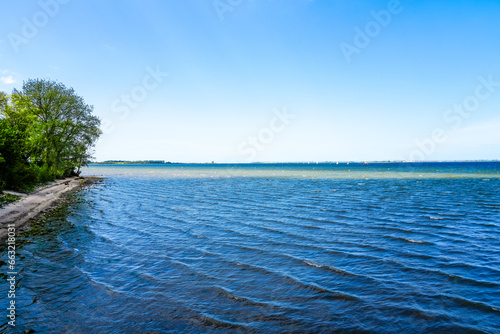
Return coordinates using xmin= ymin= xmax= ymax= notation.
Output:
xmin=0 ymin=177 xmax=87 ymax=239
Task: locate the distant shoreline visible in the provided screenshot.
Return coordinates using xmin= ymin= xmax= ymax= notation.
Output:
xmin=89 ymin=160 xmax=500 ymax=165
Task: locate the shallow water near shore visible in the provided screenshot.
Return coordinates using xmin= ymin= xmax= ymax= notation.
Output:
xmin=1 ymin=162 xmax=500 ymax=333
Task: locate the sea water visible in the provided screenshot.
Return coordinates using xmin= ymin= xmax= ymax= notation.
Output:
xmin=1 ymin=162 xmax=499 ymax=333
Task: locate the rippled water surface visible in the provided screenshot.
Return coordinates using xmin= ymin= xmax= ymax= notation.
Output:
xmin=2 ymin=163 xmax=500 ymax=333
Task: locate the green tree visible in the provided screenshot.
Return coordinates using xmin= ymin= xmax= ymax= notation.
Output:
xmin=14 ymin=79 xmax=102 ymax=177
xmin=0 ymin=92 xmax=38 ymax=191
xmin=0 ymin=79 xmax=101 ymax=191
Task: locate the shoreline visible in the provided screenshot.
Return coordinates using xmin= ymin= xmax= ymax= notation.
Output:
xmin=0 ymin=176 xmax=101 ymax=240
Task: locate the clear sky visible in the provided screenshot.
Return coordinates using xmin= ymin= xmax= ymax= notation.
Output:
xmin=1 ymin=0 xmax=499 ymax=162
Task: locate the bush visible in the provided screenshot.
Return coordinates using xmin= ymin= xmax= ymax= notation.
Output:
xmin=6 ymin=161 xmax=38 ymax=192
xmin=31 ymin=164 xmax=55 ymax=184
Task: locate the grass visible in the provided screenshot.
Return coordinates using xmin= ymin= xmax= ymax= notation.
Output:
xmin=0 ymin=193 xmax=20 ymax=207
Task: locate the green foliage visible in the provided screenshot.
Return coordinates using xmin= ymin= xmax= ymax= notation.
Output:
xmin=30 ymin=164 xmax=54 ymax=183
xmin=0 ymin=79 xmax=101 ymax=191
xmin=0 ymin=193 xmax=20 ymax=207
xmin=0 ymin=118 xmax=37 ymax=191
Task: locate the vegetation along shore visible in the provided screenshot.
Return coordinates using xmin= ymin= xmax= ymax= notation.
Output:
xmin=0 ymin=79 xmax=102 ymax=239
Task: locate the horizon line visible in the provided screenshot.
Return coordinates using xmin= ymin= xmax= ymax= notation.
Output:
xmin=89 ymin=159 xmax=500 ymax=164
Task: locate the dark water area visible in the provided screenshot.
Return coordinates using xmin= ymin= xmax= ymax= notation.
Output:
xmin=1 ymin=162 xmax=500 ymax=333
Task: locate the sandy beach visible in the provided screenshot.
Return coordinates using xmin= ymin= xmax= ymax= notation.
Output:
xmin=0 ymin=177 xmax=99 ymax=240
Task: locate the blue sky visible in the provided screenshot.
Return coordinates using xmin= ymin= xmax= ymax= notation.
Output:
xmin=1 ymin=0 xmax=499 ymax=162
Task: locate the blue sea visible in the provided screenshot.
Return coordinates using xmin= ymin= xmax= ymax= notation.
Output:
xmin=1 ymin=162 xmax=500 ymax=333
